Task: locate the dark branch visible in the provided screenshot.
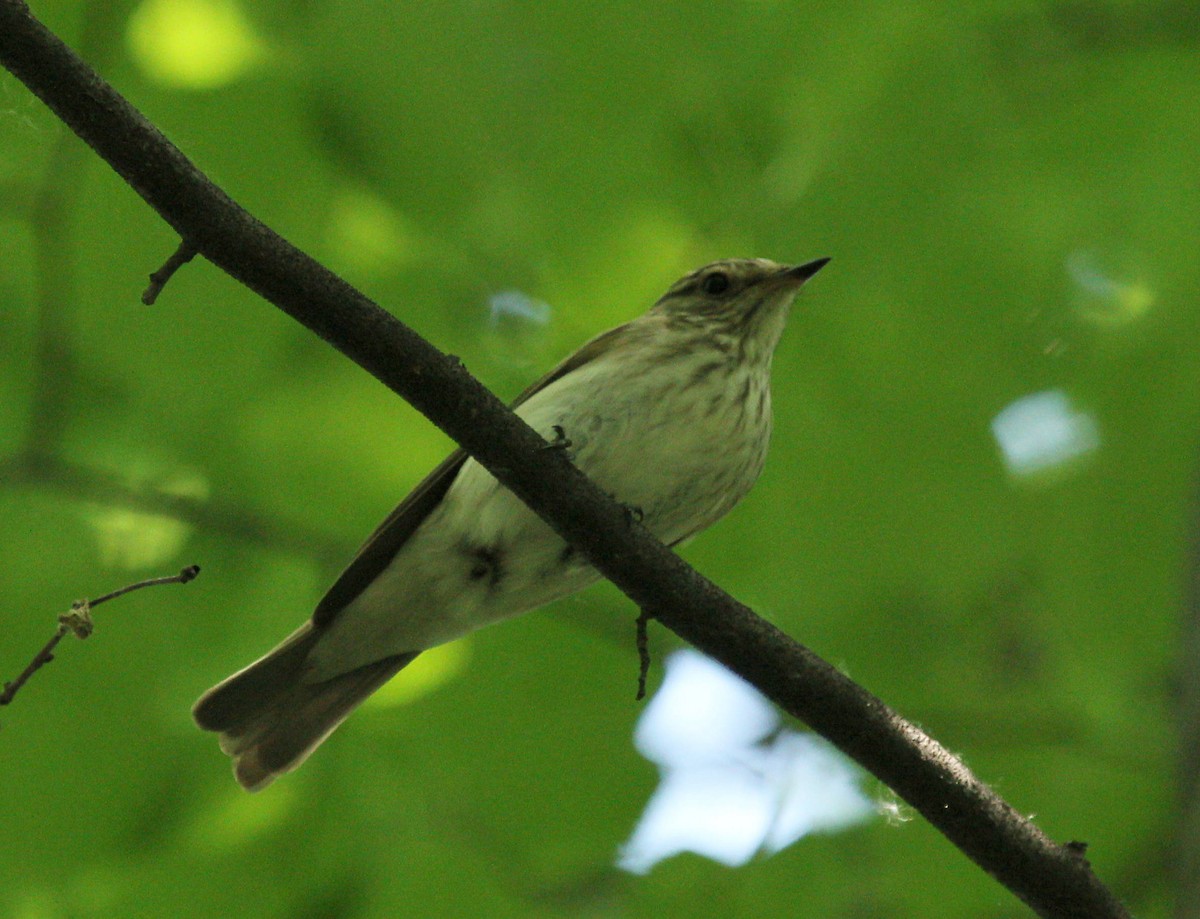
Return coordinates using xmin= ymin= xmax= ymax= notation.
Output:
xmin=0 ymin=5 xmax=1129 ymax=916
xmin=0 ymin=566 xmax=200 ymax=708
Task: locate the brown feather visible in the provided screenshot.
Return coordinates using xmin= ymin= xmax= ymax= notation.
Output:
xmin=193 ymin=623 xmax=416 ymax=790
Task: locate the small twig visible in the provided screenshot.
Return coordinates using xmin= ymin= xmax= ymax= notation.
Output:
xmin=141 ymin=239 xmax=197 ymax=305
xmin=88 ymin=564 xmax=200 ymax=608
xmin=0 ymin=564 xmax=200 ymax=708
xmin=635 ymin=609 xmax=653 ymax=700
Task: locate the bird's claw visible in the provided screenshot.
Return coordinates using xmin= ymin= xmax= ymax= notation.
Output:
xmin=541 ymin=424 xmax=573 ymax=452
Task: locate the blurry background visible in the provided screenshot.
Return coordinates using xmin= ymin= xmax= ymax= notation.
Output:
xmin=2 ymin=1 xmax=1197 ymax=916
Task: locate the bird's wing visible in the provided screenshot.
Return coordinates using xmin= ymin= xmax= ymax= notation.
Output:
xmin=313 ymin=323 xmax=632 ymax=627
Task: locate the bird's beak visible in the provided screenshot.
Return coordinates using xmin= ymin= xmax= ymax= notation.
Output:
xmin=779 ymin=257 xmax=831 ymax=286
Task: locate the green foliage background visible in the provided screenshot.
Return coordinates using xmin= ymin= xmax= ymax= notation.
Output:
xmin=2 ymin=1 xmax=1197 ymax=916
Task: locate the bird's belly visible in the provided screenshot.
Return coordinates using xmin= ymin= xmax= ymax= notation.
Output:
xmin=308 ymin=363 xmax=769 ymax=678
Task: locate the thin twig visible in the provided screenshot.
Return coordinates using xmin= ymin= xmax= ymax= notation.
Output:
xmin=635 ymin=610 xmax=652 ymax=701
xmin=141 ymin=239 xmax=197 ymax=305
xmin=88 ymin=564 xmax=200 ymax=608
xmin=0 ymin=565 xmax=200 ymax=708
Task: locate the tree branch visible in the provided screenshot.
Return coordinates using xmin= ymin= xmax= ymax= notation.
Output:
xmin=0 ymin=4 xmax=1128 ymax=916
xmin=0 ymin=565 xmax=200 ymax=709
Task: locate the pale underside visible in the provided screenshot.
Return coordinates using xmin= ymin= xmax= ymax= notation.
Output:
xmin=307 ymin=328 xmax=773 ymax=680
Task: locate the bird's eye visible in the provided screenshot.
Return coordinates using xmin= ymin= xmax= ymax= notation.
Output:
xmin=701 ymin=272 xmax=731 ymax=296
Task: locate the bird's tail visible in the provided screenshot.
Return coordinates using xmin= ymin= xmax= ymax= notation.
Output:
xmin=192 ymin=622 xmax=416 ymax=791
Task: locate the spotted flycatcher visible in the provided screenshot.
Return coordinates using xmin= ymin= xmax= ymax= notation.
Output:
xmin=194 ymin=256 xmax=829 ymax=789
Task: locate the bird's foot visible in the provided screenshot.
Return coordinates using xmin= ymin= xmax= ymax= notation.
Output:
xmin=541 ymin=424 xmax=574 ymax=452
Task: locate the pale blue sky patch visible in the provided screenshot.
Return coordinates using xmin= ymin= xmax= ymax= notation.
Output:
xmin=991 ymin=389 xmax=1099 ymax=478
xmin=618 ymin=651 xmax=873 ymax=874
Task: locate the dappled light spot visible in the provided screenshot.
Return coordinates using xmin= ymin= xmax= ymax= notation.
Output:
xmin=76 ymin=462 xmax=206 ymax=568
xmin=1066 ymin=249 xmax=1155 ymax=326
xmin=618 ymin=651 xmax=872 ymax=874
xmin=363 ymin=640 xmax=469 ymax=710
xmin=12 ymin=886 xmax=65 ymax=919
xmin=187 ymin=780 xmax=298 ymax=849
xmin=156 ymin=467 xmax=211 ymax=502
xmin=991 ymin=389 xmax=1099 ymax=479
xmin=127 ymin=0 xmax=266 ymax=90
xmin=325 ymin=187 xmax=420 ymax=277
xmin=84 ymin=506 xmax=191 ymax=570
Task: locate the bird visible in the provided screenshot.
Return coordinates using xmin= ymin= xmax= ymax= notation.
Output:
xmin=193 ymin=256 xmax=829 ymax=790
